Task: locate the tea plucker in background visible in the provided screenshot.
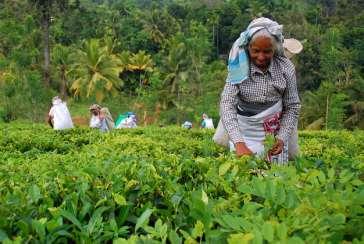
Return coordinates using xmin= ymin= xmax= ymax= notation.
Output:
xmin=201 ymin=113 xmax=215 ymax=129
xmin=220 ymin=17 xmax=301 ymax=163
xmin=48 ymin=96 xmax=74 ymax=130
xmin=89 ymin=104 xmax=114 ymax=132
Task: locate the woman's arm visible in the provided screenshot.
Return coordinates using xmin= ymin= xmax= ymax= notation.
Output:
xmin=47 ymin=114 xmax=53 ymax=128
xmin=277 ymin=62 xmax=301 ymax=142
xmin=220 ymin=82 xmax=242 ymax=143
xmin=220 ymin=83 xmax=253 ymax=156
xmin=48 ymin=107 xmax=54 ymax=128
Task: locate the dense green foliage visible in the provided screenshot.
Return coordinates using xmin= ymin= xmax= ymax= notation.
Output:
xmin=0 ymin=0 xmax=363 ymax=128
xmin=0 ymin=123 xmax=363 ymax=243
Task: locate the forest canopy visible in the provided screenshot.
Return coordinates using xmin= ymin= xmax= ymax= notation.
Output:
xmin=0 ymin=0 xmax=363 ymax=129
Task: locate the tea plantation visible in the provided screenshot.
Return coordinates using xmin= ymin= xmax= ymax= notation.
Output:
xmin=0 ymin=123 xmax=363 ymax=243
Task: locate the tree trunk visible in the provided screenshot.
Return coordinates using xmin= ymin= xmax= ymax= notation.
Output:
xmin=60 ymin=65 xmax=67 ymax=99
xmin=212 ymin=24 xmax=215 ymax=49
xmin=177 ymin=86 xmax=180 ymax=124
xmin=325 ymin=94 xmax=330 ymax=130
xmin=42 ymin=4 xmax=51 ymax=86
xmin=216 ymin=24 xmax=219 ymax=56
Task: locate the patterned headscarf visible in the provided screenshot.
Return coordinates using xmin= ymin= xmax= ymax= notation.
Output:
xmin=89 ymin=104 xmax=102 ymax=111
xmin=226 ymin=17 xmax=284 ymax=85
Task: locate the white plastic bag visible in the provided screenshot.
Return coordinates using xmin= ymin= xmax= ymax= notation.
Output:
xmin=212 ymin=119 xmax=229 ymax=148
xmin=204 ymin=118 xmax=215 ymax=129
xmin=49 ymin=102 xmax=74 ymax=130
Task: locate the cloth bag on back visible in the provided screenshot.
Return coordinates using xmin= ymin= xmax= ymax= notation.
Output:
xmin=204 ymin=118 xmax=215 ymax=129
xmin=212 ymin=119 xmax=229 ymax=148
xmin=49 ymin=99 xmax=74 ymax=130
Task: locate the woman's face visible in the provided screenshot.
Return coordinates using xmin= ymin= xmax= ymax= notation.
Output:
xmin=91 ymin=109 xmax=99 ymax=116
xmin=248 ymin=36 xmax=274 ymax=70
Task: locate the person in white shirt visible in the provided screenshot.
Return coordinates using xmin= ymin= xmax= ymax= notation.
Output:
xmin=201 ymin=113 xmax=214 ymax=129
xmin=48 ymin=96 xmax=74 ymax=130
xmin=89 ymin=104 xmax=114 ymax=132
xmin=182 ymin=121 xmax=193 ymax=129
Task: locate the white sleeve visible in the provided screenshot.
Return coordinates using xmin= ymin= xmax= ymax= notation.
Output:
xmin=90 ymin=116 xmax=101 ymax=128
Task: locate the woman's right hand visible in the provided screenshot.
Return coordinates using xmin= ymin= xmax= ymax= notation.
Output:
xmin=235 ymin=142 xmax=253 ymax=157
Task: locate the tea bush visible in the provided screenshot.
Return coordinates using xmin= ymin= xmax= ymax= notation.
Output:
xmin=0 ymin=123 xmax=363 ymax=243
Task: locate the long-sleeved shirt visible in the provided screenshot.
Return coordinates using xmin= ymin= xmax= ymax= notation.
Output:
xmin=90 ymin=115 xmax=109 ymax=132
xmin=90 ymin=115 xmax=101 ymax=128
xmin=220 ymin=56 xmax=301 ymax=144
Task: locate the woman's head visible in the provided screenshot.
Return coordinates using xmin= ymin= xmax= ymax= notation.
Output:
xmin=89 ymin=104 xmax=101 ymax=115
xmin=248 ymin=28 xmax=277 ymax=70
xmin=226 ymin=17 xmax=284 ymax=84
xmin=91 ymin=109 xmax=99 ymax=116
xmin=52 ymin=96 xmax=62 ymax=106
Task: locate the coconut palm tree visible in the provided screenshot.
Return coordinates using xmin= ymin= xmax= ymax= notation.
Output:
xmin=138 ymin=8 xmax=180 ymax=45
xmin=52 ymin=44 xmax=73 ymax=98
xmin=128 ymin=51 xmax=153 ymax=86
xmin=69 ymin=39 xmax=122 ymax=103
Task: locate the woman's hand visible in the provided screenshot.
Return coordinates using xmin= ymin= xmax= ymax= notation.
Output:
xmin=235 ymin=142 xmax=253 ymax=157
xmin=269 ymin=138 xmax=284 ymax=155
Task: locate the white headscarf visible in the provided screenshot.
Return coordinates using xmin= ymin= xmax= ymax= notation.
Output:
xmin=52 ymin=96 xmax=62 ymax=105
xmin=226 ymin=17 xmax=284 ymax=85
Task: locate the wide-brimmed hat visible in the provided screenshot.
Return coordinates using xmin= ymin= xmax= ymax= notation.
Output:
xmin=283 ymin=38 xmax=303 ymax=58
